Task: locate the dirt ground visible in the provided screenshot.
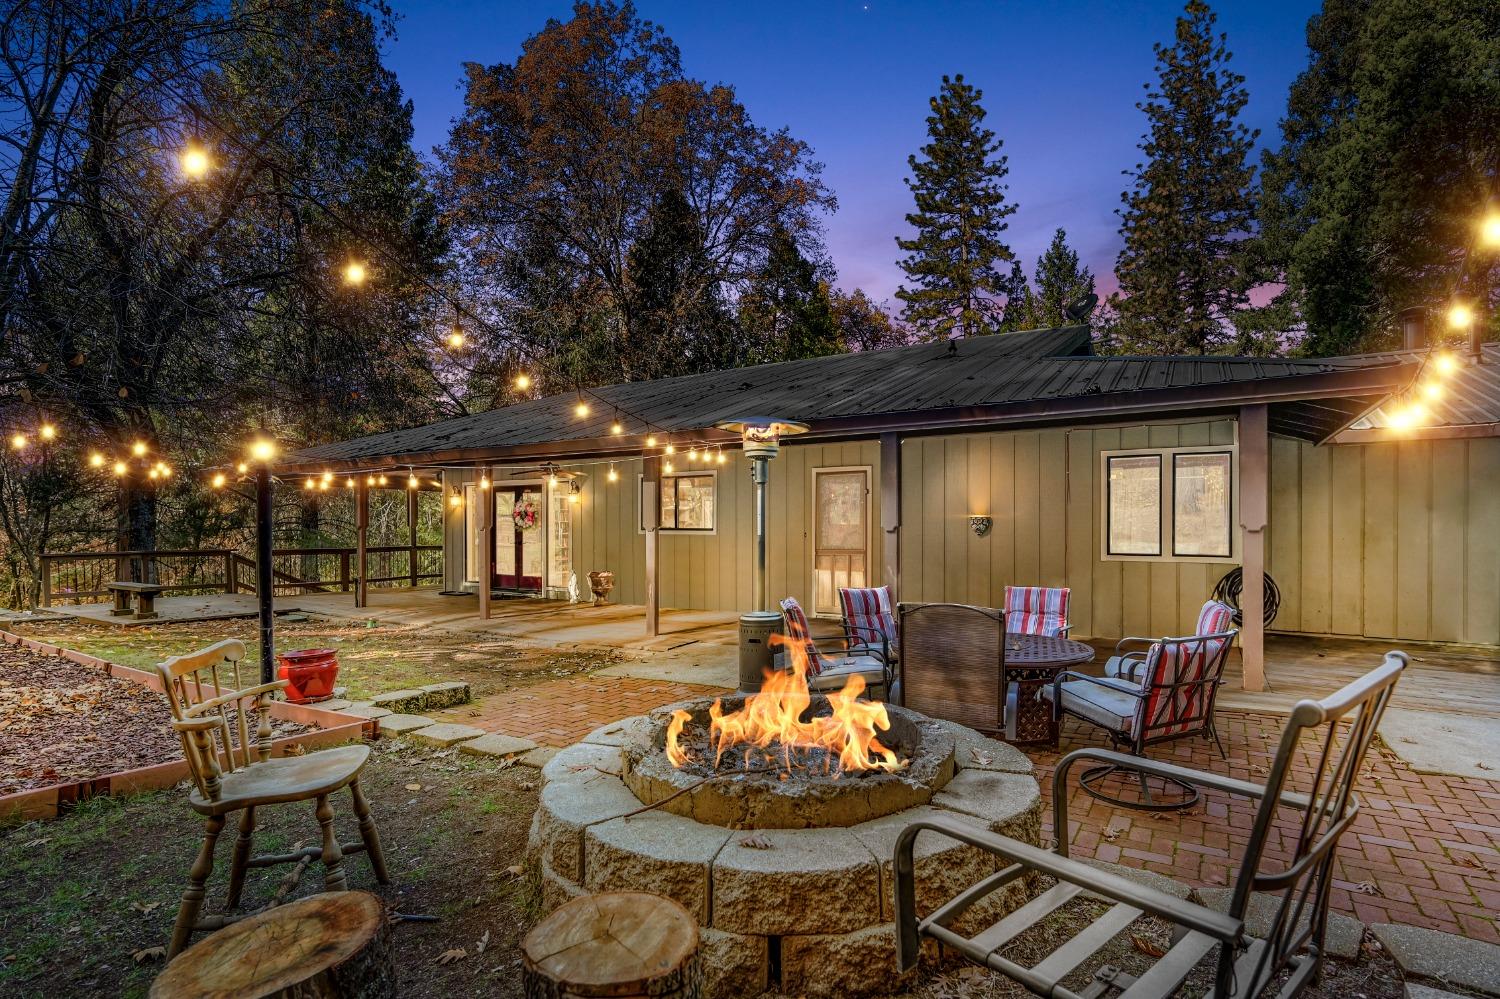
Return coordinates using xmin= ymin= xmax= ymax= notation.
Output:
xmin=5 ymin=614 xmax=620 ymax=701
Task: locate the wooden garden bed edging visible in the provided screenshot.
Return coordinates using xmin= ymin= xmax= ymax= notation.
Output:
xmin=0 ymin=628 xmax=373 ymax=824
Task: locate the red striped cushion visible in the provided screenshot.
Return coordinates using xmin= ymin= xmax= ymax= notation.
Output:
xmin=838 ymin=586 xmax=897 ymax=647
xmin=779 ymin=597 xmax=826 ymax=676
xmin=1139 ymin=639 xmax=1215 ymax=738
xmin=1004 ymin=586 xmax=1070 ymax=637
xmin=1196 ymin=599 xmax=1235 ymax=637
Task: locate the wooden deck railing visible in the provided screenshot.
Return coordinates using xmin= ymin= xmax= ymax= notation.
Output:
xmin=39 ymin=545 xmax=442 ymax=606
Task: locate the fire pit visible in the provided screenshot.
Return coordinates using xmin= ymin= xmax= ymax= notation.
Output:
xmin=527 ymin=641 xmax=1043 ymax=997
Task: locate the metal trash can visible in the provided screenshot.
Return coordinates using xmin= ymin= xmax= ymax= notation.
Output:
xmin=737 ymin=611 xmax=782 ymax=693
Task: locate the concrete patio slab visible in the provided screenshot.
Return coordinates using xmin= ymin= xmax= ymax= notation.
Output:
xmin=407 ymin=722 xmax=485 ymax=747
xmin=376 ymin=713 xmax=435 ymax=735
xmin=1378 ymin=707 xmax=1500 ymax=779
xmin=1371 ymin=923 xmax=1500 ymax=996
xmin=459 ymin=733 xmax=538 ymax=759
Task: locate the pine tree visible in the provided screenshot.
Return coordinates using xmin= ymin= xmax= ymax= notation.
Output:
xmin=626 ymin=189 xmax=736 ymax=377
xmin=995 ymin=261 xmax=1033 ymax=332
xmin=895 ymin=74 xmax=1018 ymax=341
xmin=1026 ymin=229 xmax=1096 ymax=329
xmin=740 ymin=226 xmax=841 ymax=362
xmin=1110 ymin=0 xmax=1258 ymax=355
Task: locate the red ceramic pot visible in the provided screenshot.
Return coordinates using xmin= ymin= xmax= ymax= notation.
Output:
xmin=276 ymin=648 xmax=340 ymax=704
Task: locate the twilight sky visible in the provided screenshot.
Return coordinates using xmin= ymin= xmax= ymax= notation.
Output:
xmin=385 ymin=0 xmax=1321 ymax=304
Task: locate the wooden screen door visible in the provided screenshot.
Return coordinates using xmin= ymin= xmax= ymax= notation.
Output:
xmin=812 ymin=468 xmax=870 ymax=616
xmin=493 ymin=487 xmax=544 ymax=592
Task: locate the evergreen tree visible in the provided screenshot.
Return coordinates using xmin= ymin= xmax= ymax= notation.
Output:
xmin=895 ymin=74 xmax=1019 ymax=341
xmin=1110 ymin=0 xmax=1258 ymax=355
xmin=1026 ymin=229 xmax=1096 ymax=329
xmin=995 ymin=261 xmax=1033 ymax=332
xmin=740 ymin=226 xmax=841 ymax=362
xmin=626 ymin=189 xmax=736 ymax=377
xmin=1257 ymin=0 xmax=1500 ymax=356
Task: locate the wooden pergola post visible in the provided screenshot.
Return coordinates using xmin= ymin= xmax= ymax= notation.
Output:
xmin=1239 ymin=404 xmax=1268 ymax=691
xmin=254 ymin=466 xmax=276 ymax=685
xmin=407 ymin=487 xmax=419 ymax=588
xmin=479 ymin=465 xmax=493 ymax=620
xmin=643 ymin=454 xmax=661 ymax=638
xmin=354 ymin=478 xmax=369 ymax=609
xmin=880 ymin=432 xmax=901 ymax=601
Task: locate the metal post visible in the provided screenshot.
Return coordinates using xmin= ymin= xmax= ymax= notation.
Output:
xmin=254 ymin=466 xmax=276 ymax=685
xmin=1238 ymin=404 xmax=1268 ymax=692
xmin=752 ymin=455 xmax=768 ymax=613
xmin=355 ymin=478 xmax=369 ymax=608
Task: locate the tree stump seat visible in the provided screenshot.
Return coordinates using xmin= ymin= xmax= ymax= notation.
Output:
xmin=521 ymin=891 xmax=701 ymax=999
xmin=150 ymin=890 xmax=393 ymax=999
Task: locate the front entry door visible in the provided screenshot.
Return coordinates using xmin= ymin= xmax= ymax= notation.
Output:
xmin=494 ymin=487 xmax=544 ymax=592
xmin=812 ymin=468 xmax=871 ymax=616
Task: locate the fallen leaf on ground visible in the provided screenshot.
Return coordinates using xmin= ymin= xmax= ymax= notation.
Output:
xmin=739 ymin=834 xmax=774 ymax=849
xmin=968 ymin=749 xmax=994 ymax=766
xmin=129 ymin=901 xmax=163 ymax=914
xmin=131 ymin=947 xmax=165 ymax=964
xmin=405 ymin=783 xmax=422 ymax=791
xmin=505 ymin=864 xmax=524 ymax=877
xmin=434 ymin=947 xmax=467 ymax=965
xmin=1353 ymin=881 xmax=1383 ymax=896
xmin=1101 ymin=826 xmax=1123 ymax=843
xmin=476 ymin=930 xmax=490 ymax=955
xmin=1130 ymin=934 xmax=1166 ymax=958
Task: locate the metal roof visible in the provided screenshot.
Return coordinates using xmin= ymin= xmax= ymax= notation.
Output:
xmin=1341 ymin=343 xmax=1500 ymax=432
xmin=278 ymin=325 xmax=1421 ymax=472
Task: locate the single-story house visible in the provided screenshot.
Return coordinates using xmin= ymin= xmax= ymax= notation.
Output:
xmin=277 ymin=324 xmax=1500 ymax=690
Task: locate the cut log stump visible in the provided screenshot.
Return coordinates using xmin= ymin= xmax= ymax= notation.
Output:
xmin=522 ymin=891 xmax=701 ymax=999
xmin=150 ymin=890 xmax=393 ymax=999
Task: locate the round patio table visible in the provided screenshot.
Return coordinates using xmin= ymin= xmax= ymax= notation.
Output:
xmin=1006 ymin=634 xmax=1095 ymax=746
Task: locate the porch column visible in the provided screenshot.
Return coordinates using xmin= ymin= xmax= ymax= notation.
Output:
xmin=355 ymin=478 xmax=369 ymax=608
xmin=479 ymin=466 xmax=493 ymax=620
xmin=643 ymin=454 xmax=661 ymax=638
xmin=880 ymin=432 xmax=901 ymax=602
xmin=1239 ymin=404 xmax=1268 ymax=691
xmin=254 ymin=465 xmax=276 ymax=685
xmin=407 ymin=487 xmax=420 ymax=588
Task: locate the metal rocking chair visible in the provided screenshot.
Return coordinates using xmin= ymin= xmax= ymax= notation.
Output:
xmin=896 ymin=651 xmax=1407 ymax=998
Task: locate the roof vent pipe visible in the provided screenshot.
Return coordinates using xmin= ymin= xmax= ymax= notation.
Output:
xmin=1398 ymin=306 xmax=1427 ymax=351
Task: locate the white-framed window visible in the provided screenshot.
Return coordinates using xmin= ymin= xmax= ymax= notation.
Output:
xmin=1101 ymin=446 xmax=1235 ymax=562
xmin=640 ymin=469 xmax=718 ymax=533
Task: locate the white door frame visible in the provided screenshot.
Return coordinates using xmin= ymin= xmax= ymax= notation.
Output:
xmin=808 ymin=464 xmax=874 ymax=618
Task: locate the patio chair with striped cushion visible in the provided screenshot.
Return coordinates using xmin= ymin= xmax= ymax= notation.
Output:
xmin=1003 ymin=586 xmax=1071 ymax=637
xmin=1105 ymin=599 xmax=1236 ymax=683
xmin=779 ymin=597 xmax=891 ymax=696
xmin=1042 ymin=609 xmax=1238 ymax=810
xmin=838 ymin=585 xmax=898 ymax=666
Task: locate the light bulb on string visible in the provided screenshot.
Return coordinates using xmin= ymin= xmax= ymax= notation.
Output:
xmin=664 ymin=444 xmax=675 ymax=456
xmin=304 ymin=477 xmax=315 ymax=490
xmin=38 ymin=424 xmax=55 ymax=441
xmin=515 ymin=373 xmax=531 ymax=391
xmin=716 ymin=450 xmax=726 ymax=465
xmin=236 ymin=462 xmax=248 ymax=474
xmin=446 ymin=303 xmax=465 ymax=350
xmin=1434 ymin=352 xmax=1459 ymax=376
xmin=479 ymin=476 xmax=490 ymax=490
xmin=611 ymin=420 xmax=623 ymax=435
xmin=378 ymin=475 xmax=388 ymax=486
xmin=366 ymin=475 xmax=375 ymax=486
xmin=132 ymin=440 xmax=147 ymax=457
xmin=160 ymin=464 xmax=171 ymax=478
xmin=688 ymin=447 xmax=699 ymax=461
xmin=607 ymin=464 xmax=618 ymax=483
xmin=9 ymin=433 xmax=26 ymax=450
xmin=89 ymin=452 xmax=105 ymax=468
xmin=211 ymin=472 xmax=227 ymax=488
xmin=1448 ymin=302 xmax=1474 ymax=329
xmin=574 ymin=397 xmax=590 ymax=418
xmin=1422 ymin=381 xmax=1443 ymax=401
xmin=407 ymin=472 xmax=419 ymax=489
xmin=346 ymin=477 xmax=355 ymax=488
xmin=664 ymin=461 xmax=674 ymax=474
xmin=112 ymin=461 xmax=127 ymax=476
xmin=180 ymin=146 xmax=210 ymax=179
xmin=646 ymin=435 xmax=657 ymax=448
xmin=148 ymin=468 xmax=160 ymax=480
xmin=343 ymin=260 xmax=368 ymax=286
xmin=1483 ymin=212 xmax=1500 ymax=248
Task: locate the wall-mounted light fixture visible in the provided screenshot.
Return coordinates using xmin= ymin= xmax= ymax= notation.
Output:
xmin=969 ymin=515 xmax=992 ymax=537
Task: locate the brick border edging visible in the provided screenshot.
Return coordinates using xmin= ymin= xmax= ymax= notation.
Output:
xmin=0 ymin=628 xmax=375 ymax=824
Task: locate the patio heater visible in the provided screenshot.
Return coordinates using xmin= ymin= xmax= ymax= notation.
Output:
xmin=714 ymin=417 xmax=809 ymax=692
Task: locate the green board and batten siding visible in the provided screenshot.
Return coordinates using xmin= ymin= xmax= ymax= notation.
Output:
xmin=440 ymin=420 xmax=1500 ymax=647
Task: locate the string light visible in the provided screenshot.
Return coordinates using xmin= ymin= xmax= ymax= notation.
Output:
xmin=366 ymin=474 xmax=375 ymax=486
xmin=1422 ymin=380 xmax=1444 ymax=401
xmin=407 ymin=472 xmax=419 ymax=489
xmin=716 ymin=450 xmax=726 ymax=465
xmin=447 ymin=329 xmax=465 ymax=349
xmin=607 ymin=464 xmax=618 ymax=482
xmin=180 ymin=146 xmax=210 ymax=179
xmin=688 ymin=447 xmax=699 ymax=461
xmin=377 ymin=475 xmax=388 ymax=486
xmin=1483 ymin=211 xmax=1500 ymax=248
xmin=211 ymin=472 xmax=227 ymax=488
xmin=148 ymin=468 xmax=160 ymax=480
xmin=346 ymin=477 xmax=355 ymax=488
xmin=112 ymin=461 xmax=127 ymax=476
xmin=132 ymin=440 xmax=147 ymax=456
xmin=343 ymin=260 xmax=368 ymax=286
xmin=38 ymin=424 xmax=55 ymax=441
xmin=236 ymin=462 xmax=249 ymax=474
xmin=1448 ymin=302 xmax=1474 ymax=329
xmin=664 ymin=444 xmax=675 ymax=456
xmin=304 ymin=477 xmax=315 ymax=489
xmin=9 ymin=433 xmax=26 ymax=449
xmin=1434 ymin=352 xmax=1459 ymax=375
xmin=646 ymin=435 xmax=657 ymax=448
xmin=574 ymin=398 xmax=590 ymax=418
xmin=317 ymin=479 xmax=329 ymax=490
xmin=159 ymin=464 xmax=172 ymax=478
xmin=515 ymin=373 xmax=532 ymax=391
xmin=89 ymin=452 xmax=105 ymax=467
xmin=479 ymin=475 xmax=490 ymax=490
xmin=664 ymin=461 xmax=674 ymax=474
xmin=611 ymin=420 xmax=623 ymax=435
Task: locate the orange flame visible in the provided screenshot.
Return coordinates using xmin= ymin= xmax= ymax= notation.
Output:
xmin=666 ymin=633 xmax=904 ymax=775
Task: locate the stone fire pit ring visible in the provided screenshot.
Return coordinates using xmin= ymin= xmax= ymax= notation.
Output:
xmin=526 ymin=704 xmax=1043 ymax=998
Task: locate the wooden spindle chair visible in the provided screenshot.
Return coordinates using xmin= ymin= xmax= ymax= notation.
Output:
xmin=157 ymin=639 xmax=389 ymax=957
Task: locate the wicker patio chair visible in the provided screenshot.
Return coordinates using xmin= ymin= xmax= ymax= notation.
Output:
xmin=838 ymin=585 xmax=899 ymax=666
xmin=779 ymin=597 xmax=891 ymax=696
xmin=897 ymin=602 xmax=1016 ymax=740
xmin=157 ymin=639 xmax=389 ymax=957
xmin=1003 ymin=585 xmax=1072 ymax=637
xmin=1042 ymin=600 xmax=1237 ymax=809
xmin=896 ymin=651 xmax=1408 ymax=999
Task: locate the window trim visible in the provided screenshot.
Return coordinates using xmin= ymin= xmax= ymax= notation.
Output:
xmin=639 ymin=468 xmax=719 ymax=535
xmin=1099 ymin=445 xmax=1238 ymax=564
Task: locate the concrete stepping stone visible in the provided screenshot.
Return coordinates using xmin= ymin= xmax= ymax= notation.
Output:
xmin=342 ymin=703 xmax=391 ymax=720
xmin=1409 ymin=985 xmax=1475 ymax=999
xmin=1371 ymin=923 xmax=1500 ymax=997
xmin=519 ymin=746 xmax=561 ymax=768
xmin=459 ymin=733 xmax=539 ymax=760
xmin=376 ymin=713 xmax=435 ymax=736
xmin=407 ymin=722 xmax=485 ymax=747
xmin=370 ymin=688 xmax=426 ymax=712
xmin=419 ymin=680 xmax=471 ymax=710
xmin=318 ymin=698 xmax=353 ymax=712
xmin=1194 ymin=887 xmax=1362 ymax=959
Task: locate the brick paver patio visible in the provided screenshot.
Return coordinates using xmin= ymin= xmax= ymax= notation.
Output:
xmin=446 ymin=674 xmax=1500 ymax=943
xmin=435 ymin=675 xmax=725 ymax=747
xmin=1033 ymin=711 xmax=1500 ymax=944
